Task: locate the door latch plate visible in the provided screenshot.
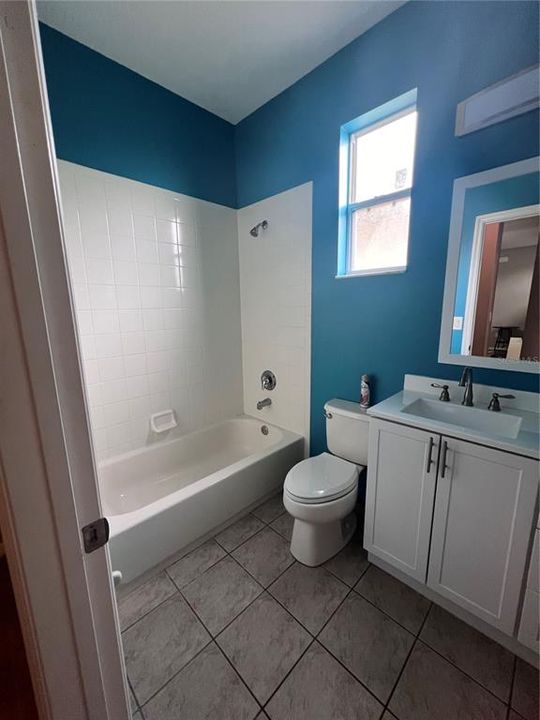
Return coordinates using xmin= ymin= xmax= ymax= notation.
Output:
xmin=82 ymin=517 xmax=110 ymax=554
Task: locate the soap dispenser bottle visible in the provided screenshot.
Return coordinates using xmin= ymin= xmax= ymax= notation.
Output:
xmin=360 ymin=374 xmax=370 ymax=409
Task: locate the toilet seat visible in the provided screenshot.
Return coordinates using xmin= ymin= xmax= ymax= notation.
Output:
xmin=284 ymin=452 xmax=359 ymax=504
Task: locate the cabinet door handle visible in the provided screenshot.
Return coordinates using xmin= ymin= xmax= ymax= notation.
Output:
xmin=426 ymin=436 xmax=434 ymax=473
xmin=440 ymin=440 xmax=449 ymax=478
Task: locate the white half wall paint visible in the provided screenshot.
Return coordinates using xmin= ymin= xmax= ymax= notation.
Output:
xmin=58 ymin=161 xmax=243 ymax=460
xmin=237 ymin=183 xmax=312 ymax=447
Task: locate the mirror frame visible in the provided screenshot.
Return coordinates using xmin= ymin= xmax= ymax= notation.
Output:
xmin=439 ymin=156 xmax=540 ymax=374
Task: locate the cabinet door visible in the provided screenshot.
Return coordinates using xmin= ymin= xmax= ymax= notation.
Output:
xmin=428 ymin=438 xmax=538 ymax=634
xmin=364 ymin=419 xmax=438 ymax=583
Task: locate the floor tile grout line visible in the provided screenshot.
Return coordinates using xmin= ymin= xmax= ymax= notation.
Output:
xmin=416 ymin=598 xmax=516 ymax=705
xmin=310 ymin=585 xmax=411 ymax=712
xmin=383 ymin=600 xmax=432 ymax=713
xmin=224 ymin=544 xmax=292 ymax=591
xmin=226 ymin=541 xmax=362 ymax=641
xmin=168 ymin=542 xmax=293 ymax=643
xmin=410 ymin=636 xmax=515 ymax=711
xmin=213 ymin=513 xmax=267 ymax=553
xmin=164 ymin=545 xmax=229 ymax=594
xmin=229 ymin=522 xmax=290 ymax=560
xmin=314 ymin=586 xmax=355 ymax=640
xmin=127 ymin=676 xmax=141 ymax=716
xmin=176 ymin=558 xmax=265 ymax=640
xmin=223 ymin=531 xmax=367 ymax=637
xmin=135 ymin=635 xmax=214 ymax=710
xmin=136 ymin=569 xmax=263 ymax=712
xmin=122 ymin=532 xmax=520 ymax=718
xmin=185 ymin=581 xmax=265 ymax=642
xmin=122 ymin=504 xmax=355 ymax=637
xmin=122 ymin=531 xmax=518 ymax=714
xmin=349 ymin=582 xmax=428 ymax=638
xmin=284 ymin=636 xmax=388 ymax=714
xmin=125 ymin=501 xmax=521 ymax=717
xmin=123 ymin=526 xmax=370 ymax=668
xmin=323 ymin=553 xmax=370 ymax=588
xmin=187 ymin=544 xmax=348 ymax=656
xmin=120 ymin=586 xmax=180 ymax=635
xmin=129 ymin=551 xmax=246 ymax=709
xmin=120 ymin=533 xmax=213 ymax=597
xmin=351 ymin=581 xmax=518 ymax=708
xmin=507 ymin=654 xmax=518 ymax=719
xmin=214 ymin=642 xmax=265 ymax=713
xmin=259 ymin=637 xmax=317 ymax=711
xmin=222 ymin=552 xmax=318 ymax=636
xmin=311 ymin=585 xmax=405 ymax=710
xmin=296 ymin=582 xmax=398 ymax=712
xmin=119 ymin=499 xmax=369 ymax=715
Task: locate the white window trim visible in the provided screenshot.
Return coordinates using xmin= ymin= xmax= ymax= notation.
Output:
xmin=343 ymin=106 xmax=416 ymax=278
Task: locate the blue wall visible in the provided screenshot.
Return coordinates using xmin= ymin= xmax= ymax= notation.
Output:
xmin=39 ymin=24 xmax=237 ymax=207
xmin=40 ymin=5 xmax=540 ymax=458
xmin=234 ymin=1 xmax=540 ymax=454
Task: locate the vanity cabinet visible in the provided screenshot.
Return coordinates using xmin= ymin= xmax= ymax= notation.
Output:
xmin=364 ymin=418 xmax=539 ymax=637
xmin=364 ymin=420 xmax=438 ymax=583
xmin=427 ymin=438 xmax=538 ymax=634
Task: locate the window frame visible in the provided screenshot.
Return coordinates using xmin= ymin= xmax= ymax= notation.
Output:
xmin=338 ymin=101 xmax=417 ymax=279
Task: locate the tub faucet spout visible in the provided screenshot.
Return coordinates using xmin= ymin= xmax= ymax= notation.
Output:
xmin=257 ymin=398 xmax=272 ymax=410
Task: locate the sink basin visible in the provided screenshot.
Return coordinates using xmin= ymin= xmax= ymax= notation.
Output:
xmin=401 ymin=398 xmax=523 ymax=439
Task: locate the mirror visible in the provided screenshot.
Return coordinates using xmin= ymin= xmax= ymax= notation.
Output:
xmin=439 ymin=157 xmax=540 ymax=373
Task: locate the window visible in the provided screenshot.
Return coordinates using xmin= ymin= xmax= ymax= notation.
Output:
xmin=338 ymin=95 xmax=417 ymax=277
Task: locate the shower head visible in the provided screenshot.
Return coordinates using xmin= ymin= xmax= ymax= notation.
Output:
xmin=249 ymin=220 xmax=268 ymax=238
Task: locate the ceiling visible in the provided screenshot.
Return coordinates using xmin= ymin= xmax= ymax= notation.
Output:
xmin=38 ymin=0 xmax=405 ymax=124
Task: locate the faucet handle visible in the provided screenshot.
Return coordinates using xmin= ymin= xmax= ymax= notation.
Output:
xmin=488 ymin=393 xmax=515 ymax=412
xmin=431 ymin=383 xmax=450 ymax=402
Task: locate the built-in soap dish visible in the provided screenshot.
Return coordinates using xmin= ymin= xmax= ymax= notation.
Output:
xmin=150 ymin=409 xmax=177 ymax=434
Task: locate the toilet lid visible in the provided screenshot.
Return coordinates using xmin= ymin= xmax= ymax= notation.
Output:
xmin=284 ymin=452 xmax=358 ymax=502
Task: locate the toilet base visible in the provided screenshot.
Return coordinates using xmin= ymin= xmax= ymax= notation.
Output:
xmin=290 ymin=511 xmax=357 ymax=567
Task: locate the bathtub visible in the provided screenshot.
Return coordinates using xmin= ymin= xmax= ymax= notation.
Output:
xmin=98 ymin=416 xmax=304 ymax=583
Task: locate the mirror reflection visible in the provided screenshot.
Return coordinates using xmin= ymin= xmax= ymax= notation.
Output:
xmin=462 ymin=212 xmax=539 ymax=360
xmin=450 ymin=165 xmax=540 ymax=366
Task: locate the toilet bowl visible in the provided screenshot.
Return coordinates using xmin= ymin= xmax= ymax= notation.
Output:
xmin=283 ymin=399 xmax=369 ymax=566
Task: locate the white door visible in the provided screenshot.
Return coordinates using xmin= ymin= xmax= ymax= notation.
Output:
xmin=364 ymin=419 xmax=439 ymax=583
xmin=428 ymin=437 xmax=538 ymax=634
xmin=0 ymin=2 xmax=129 ymax=718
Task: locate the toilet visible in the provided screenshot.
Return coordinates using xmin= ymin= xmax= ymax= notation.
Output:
xmin=283 ymin=399 xmax=369 ymax=566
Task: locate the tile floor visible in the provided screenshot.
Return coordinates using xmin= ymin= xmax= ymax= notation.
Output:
xmin=118 ymin=493 xmax=539 ymax=720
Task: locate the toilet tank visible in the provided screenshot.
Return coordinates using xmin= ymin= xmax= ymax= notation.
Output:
xmin=325 ymin=399 xmax=369 ymax=465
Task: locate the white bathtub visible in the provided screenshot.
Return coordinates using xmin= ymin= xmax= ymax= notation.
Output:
xmin=98 ymin=416 xmax=304 ymax=583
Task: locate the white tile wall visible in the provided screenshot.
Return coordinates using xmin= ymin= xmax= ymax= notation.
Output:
xmin=58 ymin=161 xmax=243 ymax=460
xmin=237 ymin=183 xmax=312 ymax=445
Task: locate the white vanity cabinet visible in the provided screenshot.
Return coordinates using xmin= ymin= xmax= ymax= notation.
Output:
xmin=427 ymin=438 xmax=538 ymax=634
xmin=364 ymin=419 xmax=438 ymax=583
xmin=364 ymin=418 xmax=539 ymax=638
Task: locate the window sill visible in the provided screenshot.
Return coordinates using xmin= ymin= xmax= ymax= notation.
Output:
xmin=335 ymin=266 xmax=407 ymax=279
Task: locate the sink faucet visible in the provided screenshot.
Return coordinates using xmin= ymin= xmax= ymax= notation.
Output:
xmin=257 ymin=398 xmax=272 ymax=410
xmin=459 ymin=367 xmax=474 ymax=407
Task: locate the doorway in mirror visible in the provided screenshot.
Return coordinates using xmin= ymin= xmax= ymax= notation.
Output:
xmin=464 ymin=210 xmax=539 ymax=361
